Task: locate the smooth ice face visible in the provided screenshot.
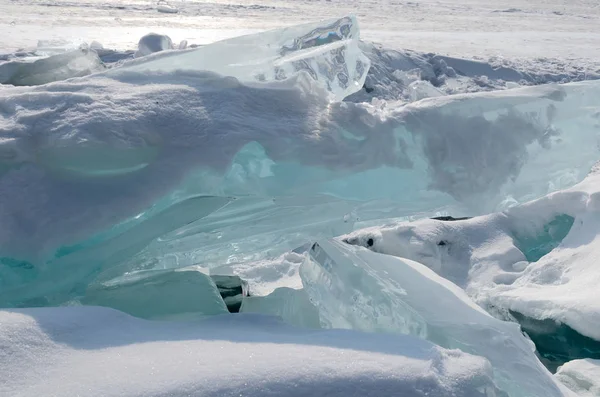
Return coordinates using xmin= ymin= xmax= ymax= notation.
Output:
xmin=113 ymin=16 xmax=370 ymax=101
xmin=299 ymin=239 xmax=566 ymax=397
xmin=0 ymin=47 xmax=104 ymax=86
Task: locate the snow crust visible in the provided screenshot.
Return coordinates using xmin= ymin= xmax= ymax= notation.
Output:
xmin=0 ymin=306 xmax=504 ymax=397
xmin=556 ymin=359 xmax=600 ymax=396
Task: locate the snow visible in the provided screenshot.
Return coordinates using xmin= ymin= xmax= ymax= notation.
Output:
xmin=556 ymin=359 xmax=600 ymax=396
xmin=0 ymin=306 xmax=504 ymax=397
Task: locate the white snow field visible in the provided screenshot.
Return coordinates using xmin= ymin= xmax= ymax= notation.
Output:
xmin=1 ymin=1 xmax=600 ymax=397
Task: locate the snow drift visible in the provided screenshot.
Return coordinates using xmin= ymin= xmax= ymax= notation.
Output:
xmin=0 ymin=306 xmax=504 ymax=397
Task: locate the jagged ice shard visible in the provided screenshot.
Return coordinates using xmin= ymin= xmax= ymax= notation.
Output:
xmin=115 ymin=16 xmax=371 ymax=102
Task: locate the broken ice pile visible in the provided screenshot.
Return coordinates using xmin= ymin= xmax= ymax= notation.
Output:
xmin=1 ymin=15 xmax=600 ymax=397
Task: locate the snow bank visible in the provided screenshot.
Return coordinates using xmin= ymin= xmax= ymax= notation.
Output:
xmin=556 ymin=359 xmax=600 ymax=396
xmin=0 ymin=306 xmax=504 ymax=397
xmin=300 ymin=239 xmax=567 ymax=397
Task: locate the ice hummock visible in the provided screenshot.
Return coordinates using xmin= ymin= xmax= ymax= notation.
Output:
xmin=299 ymin=239 xmax=566 ymax=397
xmin=81 ymin=268 xmax=229 ymax=320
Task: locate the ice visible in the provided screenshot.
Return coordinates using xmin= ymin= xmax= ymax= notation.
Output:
xmin=299 ymin=239 xmax=566 ymax=397
xmin=135 ymin=33 xmax=174 ymax=57
xmin=342 ymin=164 xmax=600 ymax=367
xmin=556 ymin=359 xmax=600 ymax=396
xmin=240 ymin=287 xmax=321 ymax=328
xmin=112 ymin=16 xmax=371 ymax=101
xmin=0 ymin=306 xmax=504 ymax=397
xmin=81 ymin=268 xmax=229 ymax=320
xmin=0 ymin=47 xmax=104 ymax=86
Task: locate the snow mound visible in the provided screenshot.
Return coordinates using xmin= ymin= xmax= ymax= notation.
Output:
xmin=300 ymin=239 xmax=566 ymax=397
xmin=347 ymin=42 xmax=600 ymax=103
xmin=556 ymin=359 xmax=600 ymax=396
xmin=0 ymin=306 xmax=504 ymax=397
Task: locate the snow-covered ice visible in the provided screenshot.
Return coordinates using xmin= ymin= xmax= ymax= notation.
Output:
xmin=342 ymin=164 xmax=600 ymax=347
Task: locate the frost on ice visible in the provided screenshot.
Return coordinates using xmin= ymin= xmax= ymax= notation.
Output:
xmin=556 ymin=359 xmax=600 ymax=396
